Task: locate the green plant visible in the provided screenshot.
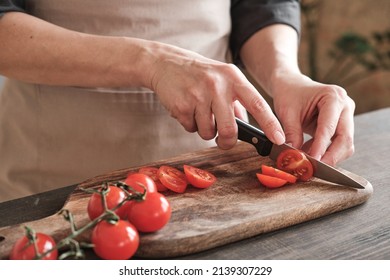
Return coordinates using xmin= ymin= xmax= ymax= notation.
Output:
xmin=300 ymin=0 xmax=390 ymax=87
xmin=323 ymin=31 xmax=390 ymax=86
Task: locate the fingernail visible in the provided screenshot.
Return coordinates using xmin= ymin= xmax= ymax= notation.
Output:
xmin=273 ymin=131 xmax=285 ymax=145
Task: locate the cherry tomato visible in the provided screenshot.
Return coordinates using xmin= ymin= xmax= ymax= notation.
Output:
xmin=183 ymin=165 xmax=217 ymax=188
xmin=261 ymin=165 xmax=297 ymax=184
xmin=91 ymin=220 xmax=139 ymax=260
xmin=10 ymin=232 xmax=58 ymax=260
xmin=127 ymin=192 xmax=171 ymax=233
xmin=139 ymin=166 xmax=168 ymax=192
xmin=124 ymin=172 xmax=157 ymax=194
xmin=256 ymin=173 xmax=288 ymax=188
xmin=158 ymin=165 xmax=188 ymax=193
xmin=87 ymin=185 xmax=128 ymax=220
xmin=276 ymin=149 xmax=314 ymax=182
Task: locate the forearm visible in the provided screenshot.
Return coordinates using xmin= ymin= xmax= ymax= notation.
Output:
xmin=0 ymin=12 xmax=156 ymax=88
xmin=239 ymin=24 xmax=301 ymax=97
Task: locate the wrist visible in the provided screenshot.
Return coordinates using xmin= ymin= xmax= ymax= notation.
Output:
xmin=268 ymin=66 xmax=301 ymax=94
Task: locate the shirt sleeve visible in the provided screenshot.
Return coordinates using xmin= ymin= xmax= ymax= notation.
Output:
xmin=230 ymin=0 xmax=301 ymax=66
xmin=0 ymin=0 xmax=26 ymax=16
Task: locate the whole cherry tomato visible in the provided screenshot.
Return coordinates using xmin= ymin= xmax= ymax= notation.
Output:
xmin=10 ymin=232 xmax=58 ymax=260
xmin=127 ymin=192 xmax=171 ymax=233
xmin=276 ymin=149 xmax=314 ymax=182
xmin=87 ymin=185 xmax=128 ymax=220
xmin=119 ymin=173 xmax=159 ymax=219
xmin=91 ymin=220 xmax=139 ymax=260
xmin=124 ymin=172 xmax=157 ymax=194
xmin=183 ymin=165 xmax=217 ymax=188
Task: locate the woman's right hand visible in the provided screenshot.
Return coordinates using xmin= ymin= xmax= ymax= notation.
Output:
xmin=146 ymin=43 xmax=285 ymax=150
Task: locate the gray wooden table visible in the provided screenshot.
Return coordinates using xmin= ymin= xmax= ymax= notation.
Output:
xmin=1 ymin=108 xmax=389 ymax=259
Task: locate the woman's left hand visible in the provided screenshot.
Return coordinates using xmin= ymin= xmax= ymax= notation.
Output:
xmin=271 ymin=72 xmax=356 ymax=166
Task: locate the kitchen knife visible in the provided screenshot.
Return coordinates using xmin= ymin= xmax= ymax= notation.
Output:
xmin=236 ymin=117 xmax=365 ymax=189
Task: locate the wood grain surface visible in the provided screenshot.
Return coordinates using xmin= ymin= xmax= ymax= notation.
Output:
xmin=0 ymin=142 xmax=373 ymax=259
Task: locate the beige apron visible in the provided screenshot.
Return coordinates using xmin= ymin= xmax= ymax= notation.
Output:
xmin=0 ymin=0 xmax=232 ymax=202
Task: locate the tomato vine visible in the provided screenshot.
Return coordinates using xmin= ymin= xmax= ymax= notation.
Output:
xmin=10 ymin=180 xmax=151 ymax=260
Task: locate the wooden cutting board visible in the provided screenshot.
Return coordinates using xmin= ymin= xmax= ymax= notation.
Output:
xmin=0 ymin=142 xmax=373 ymax=259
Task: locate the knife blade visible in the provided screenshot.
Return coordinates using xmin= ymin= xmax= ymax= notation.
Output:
xmin=236 ymin=117 xmax=365 ymax=189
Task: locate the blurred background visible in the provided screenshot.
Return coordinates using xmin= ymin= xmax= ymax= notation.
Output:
xmin=247 ymin=0 xmax=390 ymax=116
xmin=298 ymin=0 xmax=390 ymax=114
xmin=1 ymin=0 xmax=389 ymax=115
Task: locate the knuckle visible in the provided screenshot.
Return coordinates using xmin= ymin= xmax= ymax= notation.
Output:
xmin=249 ymin=96 xmax=269 ymax=114
xmin=322 ymin=122 xmax=338 ymax=136
xmin=327 ymin=154 xmax=338 ymax=167
xmin=323 ymin=85 xmax=352 ymax=106
xmin=223 ymin=63 xmax=241 ymax=76
xmin=172 ymin=98 xmax=194 ymax=117
xmin=344 ymin=136 xmax=355 ymax=156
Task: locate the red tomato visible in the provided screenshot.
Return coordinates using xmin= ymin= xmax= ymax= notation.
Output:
xmin=256 ymin=173 xmax=288 ymax=188
xmin=87 ymin=185 xmax=128 ymax=220
xmin=261 ymin=165 xmax=297 ymax=184
xmin=10 ymin=232 xmax=58 ymax=260
xmin=127 ymin=192 xmax=171 ymax=233
xmin=158 ymin=165 xmax=188 ymax=193
xmin=117 ymin=173 xmax=158 ymax=219
xmin=124 ymin=173 xmax=157 ymax=194
xmin=183 ymin=165 xmax=217 ymax=188
xmin=91 ymin=220 xmax=139 ymax=260
xmin=139 ymin=166 xmax=168 ymax=192
xmin=276 ymin=149 xmax=314 ymax=182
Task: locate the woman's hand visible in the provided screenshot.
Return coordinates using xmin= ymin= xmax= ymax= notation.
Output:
xmin=239 ymin=24 xmax=356 ymax=166
xmin=147 ymin=43 xmax=285 ymax=150
xmin=271 ymin=72 xmax=356 ymax=166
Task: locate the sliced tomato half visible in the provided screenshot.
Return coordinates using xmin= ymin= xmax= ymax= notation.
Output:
xmin=158 ymin=165 xmax=188 ymax=193
xmin=261 ymin=165 xmax=297 ymax=184
xmin=183 ymin=165 xmax=217 ymax=189
xmin=139 ymin=166 xmax=168 ymax=192
xmin=256 ymin=173 xmax=288 ymax=189
xmin=276 ymin=149 xmax=314 ymax=182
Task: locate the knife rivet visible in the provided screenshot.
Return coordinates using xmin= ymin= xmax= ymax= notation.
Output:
xmin=251 ymin=137 xmax=258 ymax=144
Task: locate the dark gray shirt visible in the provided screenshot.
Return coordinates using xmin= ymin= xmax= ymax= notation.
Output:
xmin=0 ymin=0 xmax=301 ymax=65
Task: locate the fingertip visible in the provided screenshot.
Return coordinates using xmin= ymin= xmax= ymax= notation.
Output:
xmin=272 ymin=130 xmax=285 ymax=145
xmin=215 ymin=136 xmax=237 ymax=150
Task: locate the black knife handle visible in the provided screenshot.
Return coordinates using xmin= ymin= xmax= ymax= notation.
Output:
xmin=236 ymin=118 xmax=273 ymax=156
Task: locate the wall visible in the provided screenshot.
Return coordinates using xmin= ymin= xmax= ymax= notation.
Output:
xmin=298 ymin=0 xmax=390 ymax=114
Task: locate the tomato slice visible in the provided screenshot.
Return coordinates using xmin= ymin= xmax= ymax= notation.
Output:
xmin=261 ymin=165 xmax=297 ymax=184
xmin=256 ymin=173 xmax=288 ymax=188
xmin=183 ymin=165 xmax=217 ymax=189
xmin=139 ymin=166 xmax=168 ymax=192
xmin=158 ymin=165 xmax=188 ymax=193
xmin=276 ymin=149 xmax=314 ymax=182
